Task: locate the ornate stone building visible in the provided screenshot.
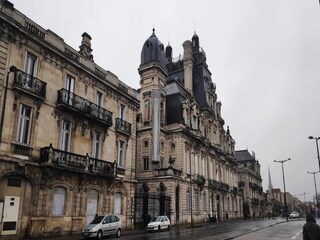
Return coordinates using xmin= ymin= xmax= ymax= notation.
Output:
xmin=235 ymin=150 xmax=264 ymax=219
xmin=0 ymin=0 xmax=138 ymax=238
xmin=135 ymin=29 xmax=241 ymax=225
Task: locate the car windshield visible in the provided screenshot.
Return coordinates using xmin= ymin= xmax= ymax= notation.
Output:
xmin=151 ymin=216 xmax=162 ymax=222
xmin=90 ymin=216 xmax=104 ymax=224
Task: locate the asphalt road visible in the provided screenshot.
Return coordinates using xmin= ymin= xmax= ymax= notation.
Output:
xmin=31 ymin=218 xmax=299 ymax=240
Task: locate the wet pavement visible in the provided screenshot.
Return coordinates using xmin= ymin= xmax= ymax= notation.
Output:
xmin=28 ymin=217 xmax=288 ymax=240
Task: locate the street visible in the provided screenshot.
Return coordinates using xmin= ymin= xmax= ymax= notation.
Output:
xmin=34 ymin=218 xmax=308 ymax=240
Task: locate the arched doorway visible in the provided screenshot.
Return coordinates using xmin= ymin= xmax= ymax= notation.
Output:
xmin=0 ymin=175 xmax=33 ymax=238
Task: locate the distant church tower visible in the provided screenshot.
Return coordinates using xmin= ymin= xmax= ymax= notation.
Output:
xmin=268 ymin=166 xmax=273 ymax=192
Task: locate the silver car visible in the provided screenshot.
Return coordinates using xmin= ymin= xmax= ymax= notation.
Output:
xmin=147 ymin=216 xmax=171 ymax=232
xmin=82 ymin=214 xmax=121 ymax=239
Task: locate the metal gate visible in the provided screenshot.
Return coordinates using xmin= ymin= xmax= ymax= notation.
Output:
xmin=134 ymin=192 xmax=171 ymax=226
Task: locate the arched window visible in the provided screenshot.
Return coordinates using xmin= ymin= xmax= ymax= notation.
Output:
xmin=114 ymin=193 xmax=122 ymax=215
xmin=52 ymin=186 xmax=66 ymax=216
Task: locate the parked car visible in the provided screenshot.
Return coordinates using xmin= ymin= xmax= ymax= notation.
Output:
xmin=289 ymin=211 xmax=299 ymax=219
xmin=82 ymin=214 xmax=121 ymax=239
xmin=147 ymin=215 xmax=171 ymax=232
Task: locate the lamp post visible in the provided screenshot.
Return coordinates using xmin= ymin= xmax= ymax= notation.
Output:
xmin=308 ymin=136 xmax=320 ymax=171
xmin=307 ymin=171 xmax=319 ymax=216
xmin=274 ymin=158 xmax=291 ymax=221
xmin=190 ymin=152 xmax=194 ymax=227
xmin=0 ymin=65 xmax=16 ymax=146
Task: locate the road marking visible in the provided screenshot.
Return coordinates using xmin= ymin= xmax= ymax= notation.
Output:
xmin=291 ymin=230 xmax=302 ymax=239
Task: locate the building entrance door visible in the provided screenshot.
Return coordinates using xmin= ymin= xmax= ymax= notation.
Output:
xmin=86 ymin=190 xmax=98 ymax=225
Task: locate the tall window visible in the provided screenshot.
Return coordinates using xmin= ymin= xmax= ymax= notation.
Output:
xmin=186 ymin=150 xmax=190 ymax=174
xmin=60 ymin=120 xmax=72 ymax=151
xmin=209 ymin=161 xmax=213 ymax=179
xmin=144 ymin=100 xmax=150 ymax=121
xmin=96 ymin=91 xmax=103 ymax=107
xmin=195 ymin=154 xmax=199 ymax=175
xmin=17 ymin=104 xmax=32 ymax=144
xmin=143 ymin=157 xmax=149 ymax=170
xmin=195 ymin=192 xmax=199 ymax=211
xmin=120 ymin=104 xmax=126 ymax=120
xmin=186 ymin=190 xmax=191 ymax=212
xmin=117 ymin=140 xmax=125 ymax=167
xmin=93 ymin=131 xmax=101 ymax=159
xmin=114 ymin=193 xmax=122 ymax=215
xmin=25 ymin=52 xmax=37 ymax=76
xmin=64 ymin=75 xmax=75 ymax=105
xmin=52 ymin=187 xmax=66 ymax=216
xmin=202 ymin=158 xmax=205 ymax=177
xmin=192 ymin=115 xmax=197 ymax=129
xmin=203 ymin=193 xmax=206 ymax=211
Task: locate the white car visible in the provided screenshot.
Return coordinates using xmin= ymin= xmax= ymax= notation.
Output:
xmin=289 ymin=211 xmax=299 ymax=219
xmin=147 ymin=215 xmax=171 ymax=232
xmin=82 ymin=214 xmax=121 ymax=239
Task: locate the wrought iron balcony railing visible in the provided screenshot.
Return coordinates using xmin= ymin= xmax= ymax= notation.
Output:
xmin=57 ymin=89 xmax=113 ymax=127
xmin=115 ymin=118 xmax=131 ymax=136
xmin=40 ymin=144 xmax=116 ymax=177
xmin=12 ymin=69 xmax=46 ymax=100
xmin=208 ymin=179 xmax=230 ymax=192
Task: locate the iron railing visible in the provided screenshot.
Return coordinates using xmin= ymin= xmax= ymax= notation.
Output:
xmin=57 ymin=89 xmax=113 ymax=126
xmin=13 ymin=69 xmax=46 ymax=99
xmin=115 ymin=118 xmax=131 ymax=136
xmin=40 ymin=144 xmax=116 ymax=177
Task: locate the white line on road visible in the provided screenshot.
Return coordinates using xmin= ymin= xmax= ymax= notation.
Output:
xmin=291 ymin=230 xmax=302 ymax=239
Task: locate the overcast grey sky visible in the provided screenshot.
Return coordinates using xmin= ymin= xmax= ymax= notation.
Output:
xmin=10 ymin=0 xmax=320 ymax=202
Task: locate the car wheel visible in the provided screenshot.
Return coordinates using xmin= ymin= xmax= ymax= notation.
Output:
xmin=158 ymin=225 xmax=161 ymax=232
xmin=97 ymin=230 xmax=103 ymax=240
xmin=167 ymin=225 xmax=170 ymax=231
xmin=115 ymin=229 xmax=121 ymax=238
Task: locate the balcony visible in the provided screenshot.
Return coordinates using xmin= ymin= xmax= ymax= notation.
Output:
xmin=115 ymin=118 xmax=131 ymax=136
xmin=156 ymin=166 xmax=182 ymax=177
xmin=208 ymin=179 xmax=229 ymax=192
xmin=40 ymin=144 xmax=116 ymax=177
xmin=56 ymin=89 xmax=113 ymax=127
xmin=12 ymin=69 xmax=46 ymax=100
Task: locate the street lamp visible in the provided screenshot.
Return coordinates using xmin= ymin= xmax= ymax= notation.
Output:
xmin=308 ymin=136 xmax=320 ymax=171
xmin=0 ymin=65 xmax=16 ymax=146
xmin=307 ymin=171 xmax=319 ymax=216
xmin=274 ymin=158 xmax=291 ymax=221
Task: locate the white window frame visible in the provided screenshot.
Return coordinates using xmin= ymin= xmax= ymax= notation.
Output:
xmin=92 ymin=131 xmax=102 ymax=159
xmin=60 ymin=120 xmax=72 ymax=151
xmin=114 ymin=193 xmax=122 ymax=215
xmin=25 ymin=52 xmax=37 ymax=77
xmin=117 ymin=140 xmax=126 ymax=168
xmin=17 ymin=104 xmax=32 ymax=144
xmin=52 ymin=187 xmax=66 ymax=216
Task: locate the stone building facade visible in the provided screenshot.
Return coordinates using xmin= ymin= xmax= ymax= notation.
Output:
xmin=135 ymin=29 xmax=242 ymax=225
xmin=0 ymin=1 xmax=138 ymax=238
xmin=235 ymin=150 xmax=264 ymax=219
